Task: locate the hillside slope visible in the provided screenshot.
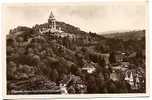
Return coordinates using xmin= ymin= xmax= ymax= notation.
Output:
xmin=6 ymin=21 xmax=146 ymax=94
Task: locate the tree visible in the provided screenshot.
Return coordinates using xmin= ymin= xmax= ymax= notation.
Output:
xmin=109 ymin=52 xmax=116 ymax=64
xmin=96 ymin=72 xmax=105 ymax=93
xmin=68 ymin=86 xmax=76 ymax=94
xmin=7 ymin=46 xmax=15 ymax=56
xmin=86 ymin=75 xmax=97 ymax=93
xmin=7 ymin=61 xmax=17 ymax=80
xmin=106 ymin=80 xmax=117 ymax=93
xmin=51 ymin=69 xmax=59 ymax=82
xmin=70 ymin=64 xmax=78 ymax=75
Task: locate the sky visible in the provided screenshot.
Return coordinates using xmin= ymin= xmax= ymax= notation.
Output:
xmin=2 ymin=1 xmax=147 ymax=34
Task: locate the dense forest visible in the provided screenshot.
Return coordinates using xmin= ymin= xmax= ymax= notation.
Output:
xmin=7 ymin=21 xmax=145 ymax=94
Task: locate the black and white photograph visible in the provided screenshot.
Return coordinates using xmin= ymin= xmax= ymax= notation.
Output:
xmin=1 ymin=0 xmax=149 ymax=98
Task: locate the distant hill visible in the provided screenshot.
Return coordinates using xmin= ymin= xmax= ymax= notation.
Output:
xmin=101 ymin=30 xmax=145 ymax=41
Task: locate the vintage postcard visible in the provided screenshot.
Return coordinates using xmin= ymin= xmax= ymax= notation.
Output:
xmin=1 ymin=0 xmax=149 ymax=99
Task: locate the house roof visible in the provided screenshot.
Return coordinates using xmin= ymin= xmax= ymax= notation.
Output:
xmin=128 ymin=52 xmax=137 ymax=58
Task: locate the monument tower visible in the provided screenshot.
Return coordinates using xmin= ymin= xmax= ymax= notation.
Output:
xmin=48 ymin=11 xmax=56 ymax=31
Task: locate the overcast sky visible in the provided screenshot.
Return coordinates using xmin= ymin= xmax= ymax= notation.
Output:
xmin=2 ymin=1 xmax=147 ymax=34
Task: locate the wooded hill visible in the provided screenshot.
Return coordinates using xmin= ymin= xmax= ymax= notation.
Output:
xmin=7 ymin=20 xmax=146 ymax=94
xmin=101 ymin=30 xmax=145 ymax=41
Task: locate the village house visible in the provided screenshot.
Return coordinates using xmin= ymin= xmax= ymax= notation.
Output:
xmin=124 ymin=69 xmax=143 ymax=90
xmin=110 ymin=71 xmax=120 ymax=81
xmin=120 ymin=62 xmax=130 ymax=68
xmin=82 ymin=61 xmax=96 ymax=74
xmin=115 ymin=51 xmax=127 ymax=62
